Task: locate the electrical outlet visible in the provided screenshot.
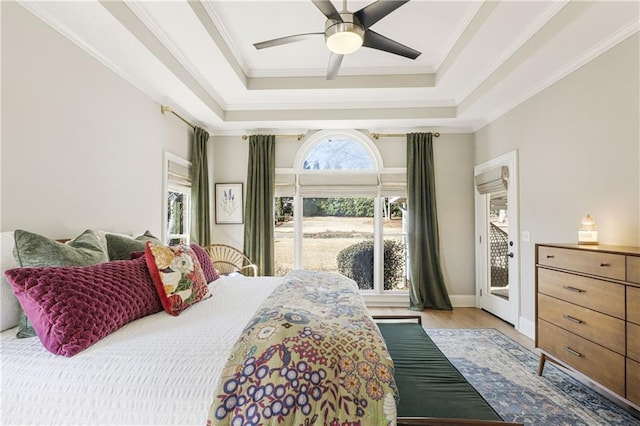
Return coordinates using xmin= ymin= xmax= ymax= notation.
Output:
xmin=522 ymin=231 xmax=531 ymax=242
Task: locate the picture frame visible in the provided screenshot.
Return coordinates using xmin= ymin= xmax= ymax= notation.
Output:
xmin=215 ymin=183 xmax=244 ymax=224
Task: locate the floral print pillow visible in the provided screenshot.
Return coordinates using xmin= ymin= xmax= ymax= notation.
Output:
xmin=145 ymin=242 xmax=211 ymax=316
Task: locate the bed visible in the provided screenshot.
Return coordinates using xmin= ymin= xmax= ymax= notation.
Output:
xmin=1 ymin=227 xmax=396 ymax=425
xmin=1 ymin=230 xmax=518 ymax=425
xmin=1 ymin=273 xmax=284 ymax=424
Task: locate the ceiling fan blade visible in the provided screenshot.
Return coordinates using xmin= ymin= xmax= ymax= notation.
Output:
xmin=326 ymin=53 xmax=344 ymax=80
xmin=363 ymin=29 xmax=421 ymax=59
xmin=312 ymin=0 xmax=343 ymax=22
xmin=254 ymin=33 xmax=323 ymax=50
xmin=355 ymin=0 xmax=410 ymax=29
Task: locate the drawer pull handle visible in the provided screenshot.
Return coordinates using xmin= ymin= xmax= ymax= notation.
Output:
xmin=600 ymin=263 xmax=610 ymax=267
xmin=563 ymin=346 xmax=582 ymax=357
xmin=546 ymin=255 xmax=555 ymax=259
xmin=562 ymin=314 xmax=583 ymax=324
xmin=562 ymin=286 xmax=585 ymax=293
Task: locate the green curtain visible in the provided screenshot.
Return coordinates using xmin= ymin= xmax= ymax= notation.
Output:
xmin=243 ymin=135 xmax=275 ymax=276
xmin=190 ymin=126 xmax=211 ymax=246
xmin=406 ymin=132 xmax=452 ymax=310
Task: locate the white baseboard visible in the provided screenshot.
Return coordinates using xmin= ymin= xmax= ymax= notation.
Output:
xmin=364 ymin=294 xmax=478 ymax=308
xmin=449 ymin=295 xmax=476 ymax=307
xmin=364 ymin=294 xmax=410 ymax=307
xmin=517 ymin=316 xmax=536 ymax=340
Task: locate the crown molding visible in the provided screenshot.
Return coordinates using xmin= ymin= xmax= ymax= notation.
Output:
xmin=247 ymin=73 xmax=435 ymax=90
xmin=225 ymin=98 xmax=456 ymax=112
xmin=17 ymin=1 xmax=174 ymax=113
xmin=453 ymin=0 xmax=569 ymax=105
xmin=475 ymin=19 xmax=639 ymax=133
xmin=124 ymin=1 xmax=228 ymax=110
xmin=199 ymin=0 xmax=249 ymax=76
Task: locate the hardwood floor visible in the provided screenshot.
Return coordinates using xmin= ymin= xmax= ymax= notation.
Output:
xmin=370 ymin=307 xmax=640 ymax=419
xmin=368 ymin=306 xmax=535 ymax=351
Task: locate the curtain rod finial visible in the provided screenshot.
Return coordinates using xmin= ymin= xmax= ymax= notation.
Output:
xmin=161 ymin=105 xmax=172 ymax=114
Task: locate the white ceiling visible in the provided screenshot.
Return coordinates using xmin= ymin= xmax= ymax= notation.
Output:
xmin=20 ymin=1 xmax=639 ymax=135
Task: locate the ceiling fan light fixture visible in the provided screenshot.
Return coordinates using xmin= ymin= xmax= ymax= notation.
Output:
xmin=325 ymin=21 xmax=364 ymax=55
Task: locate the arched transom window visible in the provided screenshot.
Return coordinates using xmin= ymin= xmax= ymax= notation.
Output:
xmin=302 ymin=137 xmax=375 ymax=170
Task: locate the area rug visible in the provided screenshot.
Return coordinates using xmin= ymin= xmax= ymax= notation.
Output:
xmin=426 ymin=328 xmax=640 ymax=426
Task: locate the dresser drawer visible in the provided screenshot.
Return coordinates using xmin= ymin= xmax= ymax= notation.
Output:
xmin=629 ymin=286 xmax=640 ymax=325
xmin=537 ymin=268 xmax=625 ymax=319
xmin=628 ymin=358 xmax=640 ymax=405
xmin=628 ymin=322 xmax=640 ymax=362
xmin=537 ymin=320 xmax=625 ymax=396
xmin=628 ymin=256 xmax=640 ymax=284
xmin=538 ymin=246 xmax=626 ymax=280
xmin=537 ymin=293 xmax=625 ymax=354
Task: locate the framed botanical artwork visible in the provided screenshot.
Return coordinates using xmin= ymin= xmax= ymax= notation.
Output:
xmin=215 ymin=183 xmax=244 ymax=224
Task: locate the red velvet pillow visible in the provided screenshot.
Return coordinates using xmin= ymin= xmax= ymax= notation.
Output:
xmin=4 ymin=256 xmax=163 ymax=357
xmin=190 ymin=243 xmax=220 ymax=283
xmin=144 ymin=242 xmax=211 ymax=316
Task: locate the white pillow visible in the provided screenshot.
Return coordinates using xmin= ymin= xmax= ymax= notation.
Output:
xmin=1 ymin=231 xmax=20 ymax=331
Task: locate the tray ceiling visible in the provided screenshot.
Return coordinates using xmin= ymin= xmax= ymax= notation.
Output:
xmin=19 ymin=1 xmax=639 ymax=134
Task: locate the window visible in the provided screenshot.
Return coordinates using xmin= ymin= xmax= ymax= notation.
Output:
xmin=167 ymin=189 xmax=190 ymax=245
xmin=382 ymin=197 xmax=408 ymax=291
xmin=274 ymin=196 xmax=294 ymax=275
xmin=274 ymin=130 xmax=408 ymax=298
xmin=302 ymin=197 xmax=374 ymax=289
xmin=163 ymin=152 xmax=191 ymax=245
xmin=303 ymin=137 xmax=374 ymax=170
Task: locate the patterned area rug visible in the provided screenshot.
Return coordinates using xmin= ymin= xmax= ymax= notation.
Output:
xmin=426 ymin=328 xmax=640 ymax=426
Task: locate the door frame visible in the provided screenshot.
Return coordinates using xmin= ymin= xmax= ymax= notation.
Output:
xmin=474 ymin=150 xmax=520 ymax=329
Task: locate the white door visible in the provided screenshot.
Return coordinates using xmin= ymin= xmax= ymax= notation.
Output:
xmin=474 ymin=151 xmax=519 ymax=326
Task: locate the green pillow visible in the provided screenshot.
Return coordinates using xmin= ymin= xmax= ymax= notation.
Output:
xmin=13 ymin=229 xmax=107 ymax=268
xmin=12 ymin=229 xmax=108 ymax=338
xmin=105 ymin=231 xmax=160 ymax=261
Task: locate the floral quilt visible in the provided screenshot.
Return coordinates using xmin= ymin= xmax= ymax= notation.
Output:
xmin=207 ymin=270 xmax=397 ymax=426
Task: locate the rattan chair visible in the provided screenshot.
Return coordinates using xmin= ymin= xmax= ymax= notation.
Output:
xmin=203 ymin=244 xmax=258 ymax=276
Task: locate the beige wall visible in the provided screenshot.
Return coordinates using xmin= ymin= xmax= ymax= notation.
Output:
xmin=474 ymin=33 xmax=640 ymax=324
xmin=1 ymin=3 xmax=191 ymax=238
xmin=211 ymin=132 xmax=477 ymax=300
xmin=6 ymin=2 xmax=636 ymax=314
xmin=210 ymin=136 xmax=248 ymax=248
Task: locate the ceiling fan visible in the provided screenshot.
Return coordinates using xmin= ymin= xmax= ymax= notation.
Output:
xmin=253 ymin=0 xmax=421 ymax=80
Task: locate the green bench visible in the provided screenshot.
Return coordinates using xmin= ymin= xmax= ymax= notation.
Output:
xmin=377 ymin=320 xmax=522 ymax=426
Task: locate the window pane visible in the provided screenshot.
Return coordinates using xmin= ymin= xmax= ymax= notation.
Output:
xmin=382 ymin=197 xmax=408 ymax=291
xmin=303 ymin=138 xmax=374 ymax=170
xmin=274 ymin=197 xmax=294 ymax=276
xmin=302 ymin=197 xmax=374 ymax=290
xmin=167 ymin=190 xmax=189 ymax=244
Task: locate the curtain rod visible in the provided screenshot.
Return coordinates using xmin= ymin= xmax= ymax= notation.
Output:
xmin=371 ymin=132 xmax=440 ymax=139
xmin=160 ymin=105 xmax=195 ymax=130
xmin=242 ymin=134 xmax=306 ymax=141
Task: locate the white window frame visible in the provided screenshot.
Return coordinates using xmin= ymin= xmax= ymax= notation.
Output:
xmin=162 ymin=151 xmax=192 ymax=244
xmin=276 ymin=130 xmax=408 ymax=304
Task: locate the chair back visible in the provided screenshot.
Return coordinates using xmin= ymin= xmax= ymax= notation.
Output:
xmin=203 ymin=244 xmax=258 ymax=276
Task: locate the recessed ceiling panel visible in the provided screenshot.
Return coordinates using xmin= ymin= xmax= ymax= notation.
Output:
xmin=209 ymin=0 xmax=478 ymax=76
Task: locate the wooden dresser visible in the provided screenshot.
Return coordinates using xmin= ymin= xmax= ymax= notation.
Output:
xmin=535 ymin=243 xmax=640 ymax=408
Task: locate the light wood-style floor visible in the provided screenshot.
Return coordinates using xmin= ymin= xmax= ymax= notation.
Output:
xmin=368 ymin=307 xmax=535 ymax=351
xmin=369 ymin=307 xmax=640 ymax=419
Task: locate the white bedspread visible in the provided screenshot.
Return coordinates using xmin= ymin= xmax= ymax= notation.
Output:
xmin=0 ymin=275 xmax=283 ymax=425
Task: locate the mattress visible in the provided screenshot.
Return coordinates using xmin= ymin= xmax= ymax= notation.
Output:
xmin=0 ymin=275 xmax=283 ymax=425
